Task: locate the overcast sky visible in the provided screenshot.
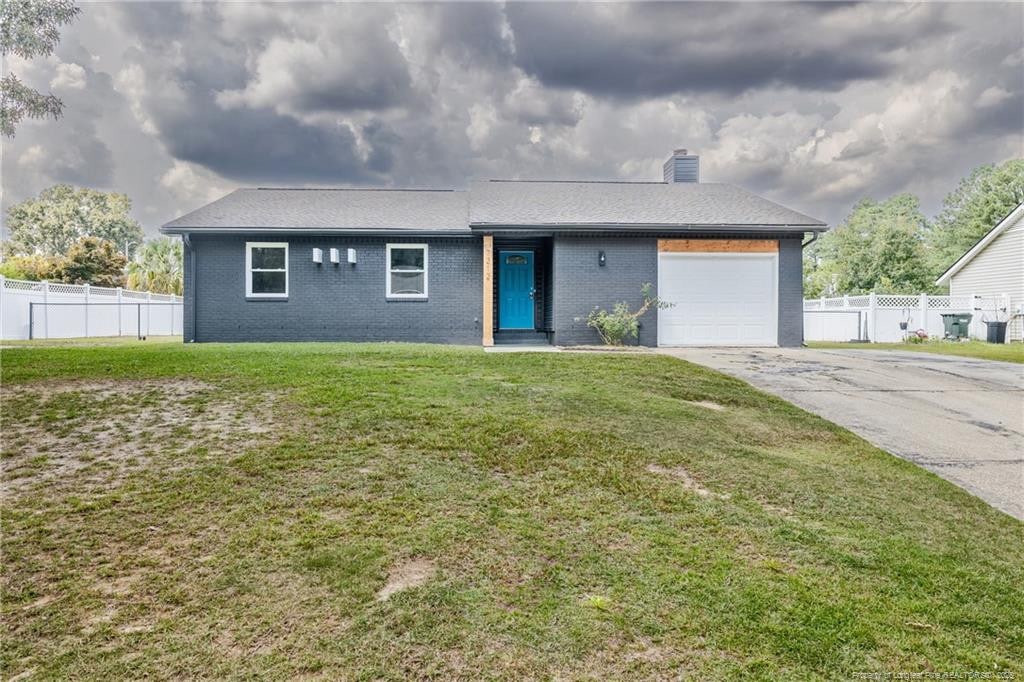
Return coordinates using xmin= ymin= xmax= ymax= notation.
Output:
xmin=2 ymin=1 xmax=1022 ymax=237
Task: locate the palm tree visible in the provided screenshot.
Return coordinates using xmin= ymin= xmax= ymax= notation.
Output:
xmin=126 ymin=237 xmax=183 ymax=294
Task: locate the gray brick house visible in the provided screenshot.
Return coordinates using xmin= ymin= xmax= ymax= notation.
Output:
xmin=161 ymin=150 xmax=826 ymax=347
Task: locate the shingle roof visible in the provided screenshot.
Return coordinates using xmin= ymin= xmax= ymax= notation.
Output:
xmin=469 ymin=180 xmax=825 ymax=228
xmin=161 ymin=181 xmax=826 ymax=233
xmin=162 ymin=188 xmax=470 ymax=233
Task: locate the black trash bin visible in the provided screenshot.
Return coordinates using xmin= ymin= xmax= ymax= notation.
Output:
xmin=985 ymin=321 xmax=1008 ymax=344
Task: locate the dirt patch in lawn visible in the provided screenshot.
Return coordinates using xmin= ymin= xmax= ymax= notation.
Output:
xmin=1 ymin=379 xmax=289 ymax=491
xmin=646 ymin=464 xmax=731 ymax=500
xmin=376 ymin=558 xmax=436 ymax=601
xmin=681 ymin=400 xmax=726 ymax=411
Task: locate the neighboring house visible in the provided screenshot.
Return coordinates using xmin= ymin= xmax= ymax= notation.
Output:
xmin=935 ymin=202 xmax=1024 ymax=342
xmin=160 ymin=149 xmax=827 ymax=347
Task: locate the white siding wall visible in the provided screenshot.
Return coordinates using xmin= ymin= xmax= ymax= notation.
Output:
xmin=949 ymin=210 xmax=1024 ymax=341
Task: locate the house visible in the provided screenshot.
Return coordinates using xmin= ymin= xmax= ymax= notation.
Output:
xmin=160 ymin=149 xmax=827 ymax=347
xmin=935 ymin=202 xmax=1024 ymax=342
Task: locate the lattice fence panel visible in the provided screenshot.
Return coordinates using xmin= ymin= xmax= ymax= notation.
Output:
xmin=876 ymin=295 xmax=920 ymax=309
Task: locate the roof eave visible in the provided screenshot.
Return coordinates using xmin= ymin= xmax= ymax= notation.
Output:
xmin=469 ymin=222 xmax=828 ymax=232
xmin=159 ymin=225 xmax=474 ymax=237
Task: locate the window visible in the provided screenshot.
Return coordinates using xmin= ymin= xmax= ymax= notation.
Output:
xmin=246 ymin=242 xmax=288 ymax=297
xmin=386 ymin=243 xmax=428 ymax=299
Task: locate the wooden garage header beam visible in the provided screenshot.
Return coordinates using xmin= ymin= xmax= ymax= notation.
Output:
xmin=657 ymin=239 xmax=778 ymax=253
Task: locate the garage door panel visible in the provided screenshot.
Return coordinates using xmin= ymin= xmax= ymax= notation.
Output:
xmin=658 ymin=253 xmax=778 ymax=346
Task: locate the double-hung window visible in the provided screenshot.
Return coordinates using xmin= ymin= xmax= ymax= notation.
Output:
xmin=386 ymin=244 xmax=428 ymax=299
xmin=246 ymin=242 xmax=288 ymax=298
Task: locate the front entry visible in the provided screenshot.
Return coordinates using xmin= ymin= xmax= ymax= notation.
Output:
xmin=498 ymin=250 xmax=535 ymax=329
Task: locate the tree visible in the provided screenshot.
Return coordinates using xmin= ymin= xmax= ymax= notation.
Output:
xmin=4 ymin=185 xmax=144 ymax=258
xmin=804 ymin=194 xmax=936 ymax=297
xmin=925 ymin=159 xmax=1024 ymax=275
xmin=52 ymin=237 xmax=126 ymax=288
xmin=0 ymin=0 xmax=81 ymax=137
xmin=127 ymin=238 xmax=183 ymax=295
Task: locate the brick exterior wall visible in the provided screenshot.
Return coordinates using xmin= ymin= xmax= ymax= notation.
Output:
xmin=187 ymin=235 xmax=482 ymax=343
xmin=550 ymin=233 xmax=805 ymax=348
xmin=551 ymin=236 xmax=660 ymax=346
xmin=777 ymin=236 xmax=805 ymax=347
xmin=183 ymin=236 xmax=195 ymax=342
xmin=183 ymin=232 xmax=806 ymax=347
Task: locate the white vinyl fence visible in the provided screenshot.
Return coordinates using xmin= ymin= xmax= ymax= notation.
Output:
xmin=804 ymin=293 xmax=1012 ymax=343
xmin=0 ymin=276 xmax=184 ymax=340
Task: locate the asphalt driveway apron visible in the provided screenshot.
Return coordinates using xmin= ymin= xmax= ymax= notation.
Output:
xmin=660 ymin=348 xmax=1024 ymax=520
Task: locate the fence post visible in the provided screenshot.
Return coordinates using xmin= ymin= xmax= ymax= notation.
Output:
xmin=868 ymin=292 xmax=877 ymax=342
xmin=83 ymin=283 xmax=90 ymax=338
xmin=0 ymin=275 xmax=5 ymax=341
xmin=1004 ymin=293 xmax=1012 ymax=344
xmin=42 ymin=280 xmax=49 ymax=339
xmin=843 ymin=294 xmax=849 ymax=308
xmin=969 ymin=292 xmax=979 ymax=339
xmin=920 ymin=294 xmax=928 ymax=336
xmin=146 ymin=291 xmax=152 ymax=337
xmin=116 ymin=287 xmax=123 ymax=336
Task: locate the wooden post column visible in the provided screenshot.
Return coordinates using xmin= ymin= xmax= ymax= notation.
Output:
xmin=482 ymin=234 xmax=494 ymax=346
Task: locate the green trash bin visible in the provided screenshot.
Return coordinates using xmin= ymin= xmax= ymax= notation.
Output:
xmin=940 ymin=313 xmax=972 ymax=340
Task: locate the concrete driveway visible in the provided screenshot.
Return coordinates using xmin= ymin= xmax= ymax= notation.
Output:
xmin=661 ymin=347 xmax=1024 ymax=520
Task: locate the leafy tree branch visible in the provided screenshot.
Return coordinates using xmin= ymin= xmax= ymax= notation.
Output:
xmin=0 ymin=0 xmax=80 ymax=137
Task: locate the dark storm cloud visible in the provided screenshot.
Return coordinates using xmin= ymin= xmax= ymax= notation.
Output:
xmin=113 ymin=7 xmax=394 ymax=185
xmin=157 ymin=96 xmax=376 ymax=184
xmin=114 ymin=1 xmax=191 ymax=38
xmin=25 ymin=60 xmax=117 ymax=186
xmin=3 ymin=1 xmax=1022 ymax=236
xmin=361 ymin=120 xmax=401 ymax=174
xmin=429 ymin=3 xmax=514 ymax=67
xmin=506 ymin=2 xmax=953 ymax=97
xmin=966 ymin=91 xmax=1024 ymax=139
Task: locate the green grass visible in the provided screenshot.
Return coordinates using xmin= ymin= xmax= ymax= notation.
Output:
xmin=808 ymin=340 xmax=1024 ymax=363
xmin=2 ymin=335 xmax=182 ymax=347
xmin=2 ymin=342 xmax=1021 ymax=679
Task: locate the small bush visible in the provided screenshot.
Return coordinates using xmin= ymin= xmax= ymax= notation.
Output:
xmin=0 ymin=254 xmax=62 ymax=281
xmin=586 ymin=283 xmax=673 ymax=345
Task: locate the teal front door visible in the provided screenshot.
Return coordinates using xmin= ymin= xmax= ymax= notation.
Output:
xmin=499 ymin=251 xmax=535 ymax=329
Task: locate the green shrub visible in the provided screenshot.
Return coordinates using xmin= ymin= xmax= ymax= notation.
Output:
xmin=586 ymin=283 xmax=673 ymax=345
xmin=0 ymin=254 xmax=62 ymax=281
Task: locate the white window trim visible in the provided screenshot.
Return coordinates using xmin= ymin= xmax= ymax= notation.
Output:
xmin=386 ymin=243 xmax=428 ymax=299
xmin=245 ymin=241 xmax=289 ymax=298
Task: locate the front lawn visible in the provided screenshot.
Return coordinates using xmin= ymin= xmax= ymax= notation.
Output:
xmin=2 ymin=342 xmax=1021 ymax=679
xmin=808 ymin=340 xmax=1024 ymax=363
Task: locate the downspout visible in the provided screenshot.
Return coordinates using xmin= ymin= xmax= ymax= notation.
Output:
xmin=799 ymin=232 xmax=819 ymax=347
xmin=182 ymin=233 xmax=196 ymax=342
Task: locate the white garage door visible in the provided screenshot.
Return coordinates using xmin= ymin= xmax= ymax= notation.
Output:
xmin=658 ymin=253 xmax=778 ymax=346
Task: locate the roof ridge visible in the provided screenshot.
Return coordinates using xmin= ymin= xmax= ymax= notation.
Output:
xmin=252 ymin=187 xmax=460 ymax=193
xmin=484 ymin=179 xmax=668 ymax=185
